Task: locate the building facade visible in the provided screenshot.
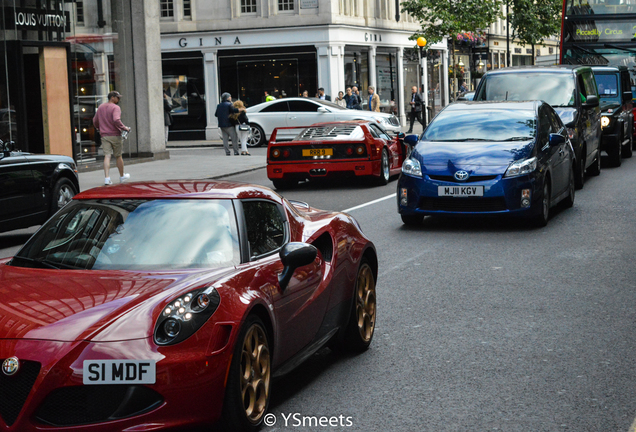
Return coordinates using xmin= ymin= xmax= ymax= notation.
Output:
xmin=159 ymin=0 xmax=445 ymax=140
xmin=1 ymin=0 xmax=167 ymax=162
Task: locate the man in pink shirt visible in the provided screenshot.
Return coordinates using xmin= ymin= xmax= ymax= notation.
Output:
xmin=93 ymin=91 xmax=131 ymax=185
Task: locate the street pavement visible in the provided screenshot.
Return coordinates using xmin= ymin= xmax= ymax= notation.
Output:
xmin=4 ymin=121 xmax=636 ymax=431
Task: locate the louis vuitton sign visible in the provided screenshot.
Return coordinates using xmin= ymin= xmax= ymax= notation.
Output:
xmin=4 ymin=7 xmax=71 ymax=32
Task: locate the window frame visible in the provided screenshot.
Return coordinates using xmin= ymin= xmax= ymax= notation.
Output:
xmin=160 ymin=0 xmax=175 ymax=19
xmin=237 ymin=199 xmax=289 ymax=262
xmin=241 ymin=0 xmax=258 ymax=14
xmin=278 ymin=0 xmax=295 ymax=12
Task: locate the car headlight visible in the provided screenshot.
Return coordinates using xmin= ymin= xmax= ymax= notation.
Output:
xmin=601 ymin=116 xmax=610 ymax=128
xmin=154 ymin=287 xmax=221 ymax=346
xmin=504 ymin=157 xmax=537 ymax=178
xmin=402 ymin=158 xmax=423 ymax=178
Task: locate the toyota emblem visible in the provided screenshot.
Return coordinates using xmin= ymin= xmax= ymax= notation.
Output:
xmin=454 ymin=170 xmax=469 ymax=181
xmin=2 ymin=357 xmax=20 ymax=376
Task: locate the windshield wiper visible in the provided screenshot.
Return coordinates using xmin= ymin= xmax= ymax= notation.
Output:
xmin=503 ymin=136 xmax=534 ymax=141
xmin=452 ymin=138 xmax=492 ymax=142
xmin=10 ymin=255 xmax=61 ymax=269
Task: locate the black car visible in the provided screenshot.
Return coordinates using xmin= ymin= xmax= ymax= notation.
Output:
xmin=592 ymin=65 xmax=633 ymax=167
xmin=474 ymin=66 xmax=602 ymax=189
xmin=0 ymin=140 xmax=79 ymax=233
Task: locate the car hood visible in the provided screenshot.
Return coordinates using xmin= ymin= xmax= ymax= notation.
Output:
xmin=553 ymin=107 xmax=578 ymax=128
xmin=0 ymin=264 xmax=235 ymax=342
xmin=414 ymin=140 xmax=535 ymax=171
xmin=600 ymin=100 xmax=621 ymax=113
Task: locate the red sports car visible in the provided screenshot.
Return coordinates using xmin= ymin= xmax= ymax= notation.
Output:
xmin=0 ymin=181 xmax=377 ymax=432
xmin=267 ymin=121 xmax=408 ymax=189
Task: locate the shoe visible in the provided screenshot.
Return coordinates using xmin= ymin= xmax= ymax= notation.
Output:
xmin=104 ymin=178 xmax=112 ymax=185
xmin=120 ymin=173 xmax=130 ymax=183
xmin=241 ymin=151 xmax=251 ymax=156
xmin=234 ymin=153 xmax=240 ymax=156
xmin=226 ymin=153 xmax=231 ymax=156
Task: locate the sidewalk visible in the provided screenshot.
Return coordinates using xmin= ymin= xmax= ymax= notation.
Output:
xmin=78 ymin=146 xmax=267 ymax=192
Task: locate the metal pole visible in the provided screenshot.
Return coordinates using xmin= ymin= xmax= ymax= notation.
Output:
xmin=506 ymin=0 xmax=510 ymax=67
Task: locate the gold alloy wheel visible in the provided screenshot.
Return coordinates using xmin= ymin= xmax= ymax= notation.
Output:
xmin=356 ymin=263 xmax=376 ymax=342
xmin=240 ymin=324 xmax=270 ymax=423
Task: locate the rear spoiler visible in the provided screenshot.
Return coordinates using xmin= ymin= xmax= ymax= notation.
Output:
xmin=269 ymin=126 xmax=311 ymax=146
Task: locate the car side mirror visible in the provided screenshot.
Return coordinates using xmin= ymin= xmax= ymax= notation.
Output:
xmin=583 ymin=94 xmax=599 ymax=108
xmin=317 ymin=106 xmax=329 ymax=113
xmin=623 ymin=91 xmax=633 ymax=103
xmin=548 ymin=133 xmax=566 ymax=147
xmin=404 ymin=134 xmax=418 ymax=147
xmin=278 ymin=242 xmax=318 ymax=291
xmin=397 ymin=132 xmax=405 ymax=139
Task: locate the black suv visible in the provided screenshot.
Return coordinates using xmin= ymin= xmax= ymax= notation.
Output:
xmin=474 ymin=66 xmax=602 ymax=188
xmin=591 ymin=66 xmax=633 ymax=167
xmin=0 ymin=140 xmax=79 ymax=233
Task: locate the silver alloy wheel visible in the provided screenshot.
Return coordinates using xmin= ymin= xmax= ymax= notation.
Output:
xmin=56 ymin=185 xmax=74 ymax=210
xmin=382 ymin=150 xmax=389 ymax=181
xmin=247 ymin=125 xmax=262 ymax=147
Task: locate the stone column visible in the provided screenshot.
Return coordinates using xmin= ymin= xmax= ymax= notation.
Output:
xmin=442 ymin=47 xmax=449 ymax=106
xmin=368 ymin=45 xmax=377 ymax=89
xmin=204 ymin=51 xmax=220 ymax=140
xmin=396 ymin=47 xmax=405 ymax=125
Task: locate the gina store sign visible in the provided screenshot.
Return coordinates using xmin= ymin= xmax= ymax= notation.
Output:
xmin=4 ymin=7 xmax=71 ymax=32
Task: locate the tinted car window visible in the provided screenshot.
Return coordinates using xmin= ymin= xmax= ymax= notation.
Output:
xmin=242 ymin=201 xmax=286 ymax=258
xmin=582 ymin=71 xmax=598 ymax=97
xmin=261 ymin=101 xmax=289 ymax=113
xmin=537 ymin=106 xmax=552 ymax=145
xmin=476 ymin=73 xmax=576 ymax=107
xmin=423 ymin=108 xmax=537 ymax=142
xmin=596 ymin=74 xmax=618 ymax=98
xmin=288 ymin=100 xmax=319 ymax=112
xmin=12 ymin=200 xmax=240 ymax=270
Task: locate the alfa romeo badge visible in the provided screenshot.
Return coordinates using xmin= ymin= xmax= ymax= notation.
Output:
xmin=2 ymin=357 xmax=20 ymax=376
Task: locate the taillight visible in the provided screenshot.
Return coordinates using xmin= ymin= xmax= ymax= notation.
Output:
xmin=282 ymin=149 xmax=291 ymax=158
xmin=271 ymin=148 xmax=281 ymax=158
xmin=355 ymin=145 xmax=365 ymax=155
xmin=345 ymin=146 xmax=354 ymax=156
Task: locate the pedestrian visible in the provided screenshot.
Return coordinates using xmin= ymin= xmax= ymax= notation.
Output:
xmin=351 ymin=86 xmax=362 ymax=110
xmin=93 ymin=90 xmax=131 ymax=185
xmin=264 ymin=91 xmax=276 ymax=102
xmin=407 ymin=86 xmax=425 ymax=133
xmin=459 ymin=81 xmax=469 ymax=93
xmin=368 ymin=86 xmax=380 ymax=112
xmin=345 ymin=87 xmax=354 ymax=108
xmin=302 ymin=90 xmax=309 ymax=97
xmin=231 ymin=100 xmax=251 ymax=156
xmin=317 ymin=87 xmax=331 ymax=101
xmin=215 ymin=92 xmax=245 ymax=156
xmin=163 ymin=89 xmax=173 ymax=145
xmin=335 ymin=91 xmax=347 ymax=108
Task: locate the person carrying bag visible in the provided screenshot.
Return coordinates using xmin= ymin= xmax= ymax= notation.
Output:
xmin=231 ymin=100 xmax=251 ymax=155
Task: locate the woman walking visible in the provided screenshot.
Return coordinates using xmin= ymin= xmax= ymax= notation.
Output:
xmin=231 ymin=100 xmax=251 ymax=155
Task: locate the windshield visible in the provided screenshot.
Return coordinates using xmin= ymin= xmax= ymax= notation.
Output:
xmin=477 ymin=73 xmax=577 ymax=107
xmin=423 ymin=108 xmax=537 ymax=142
xmin=566 ymin=0 xmax=636 ymax=15
xmin=595 ymin=74 xmax=619 ymax=98
xmin=12 ymin=199 xmax=240 ymax=270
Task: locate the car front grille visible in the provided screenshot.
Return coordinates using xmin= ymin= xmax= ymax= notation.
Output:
xmin=0 ymin=359 xmax=41 ymax=426
xmin=419 ymin=197 xmax=508 ymax=212
xmin=35 ymin=385 xmax=163 ymax=427
xmin=428 ymin=174 xmax=499 ymax=183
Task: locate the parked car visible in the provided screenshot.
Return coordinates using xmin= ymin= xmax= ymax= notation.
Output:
xmin=457 ymin=91 xmax=475 ymax=101
xmin=0 ymin=180 xmax=377 ymax=431
xmin=267 ymin=121 xmax=408 ymax=189
xmin=397 ymin=101 xmax=575 ymax=227
xmin=245 ymin=97 xmax=401 ymax=147
xmin=474 ymin=65 xmax=601 ymax=189
xmin=591 ymin=65 xmax=633 ymax=166
xmin=0 ymin=140 xmax=79 ymax=233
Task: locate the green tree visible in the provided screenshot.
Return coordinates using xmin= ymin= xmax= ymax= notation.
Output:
xmin=508 ymin=0 xmax=562 ymax=62
xmin=401 ymin=0 xmax=502 ymax=98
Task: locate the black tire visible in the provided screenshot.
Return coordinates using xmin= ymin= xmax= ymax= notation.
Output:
xmin=247 ymin=124 xmax=265 ymax=147
xmin=401 ymin=214 xmax=423 ymax=225
xmin=608 ymin=132 xmax=622 ymax=167
xmin=272 ymin=179 xmax=297 ymax=190
xmin=376 ymin=149 xmax=390 ymax=185
xmin=532 ymin=178 xmax=550 ymax=228
xmin=574 ymin=149 xmax=585 ymax=189
xmin=50 ymin=178 xmax=77 ymax=216
xmin=564 ymin=166 xmax=575 ymax=209
xmin=587 ymin=148 xmax=602 ymax=176
xmin=336 ymin=259 xmax=376 ymax=353
xmin=220 ymin=315 xmax=271 ymax=432
xmin=622 ymin=131 xmax=633 ymax=158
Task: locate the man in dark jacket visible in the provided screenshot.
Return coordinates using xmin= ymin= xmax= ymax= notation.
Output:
xmin=215 ymin=92 xmax=245 ymax=156
xmin=407 ymin=86 xmax=425 ymax=133
xmin=317 ymin=87 xmax=331 ymax=101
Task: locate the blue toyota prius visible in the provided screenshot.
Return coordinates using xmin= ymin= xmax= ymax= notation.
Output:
xmin=397 ymin=101 xmax=575 ymax=227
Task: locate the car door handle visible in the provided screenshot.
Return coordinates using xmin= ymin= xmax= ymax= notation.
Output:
xmin=289 ymin=116 xmax=297 ymax=120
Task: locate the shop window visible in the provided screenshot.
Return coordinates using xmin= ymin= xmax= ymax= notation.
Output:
xmin=242 ymin=0 xmax=257 ymax=13
xmin=261 ymin=101 xmax=290 ymax=112
xmin=76 ymin=1 xmax=85 ymax=26
xmin=278 ymin=0 xmax=294 ymax=11
xmin=183 ymin=0 xmax=192 ymax=18
xmin=161 ymin=0 xmax=174 ymax=18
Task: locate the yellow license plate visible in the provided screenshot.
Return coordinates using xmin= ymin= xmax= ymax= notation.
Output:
xmin=302 ymin=148 xmax=333 ymax=157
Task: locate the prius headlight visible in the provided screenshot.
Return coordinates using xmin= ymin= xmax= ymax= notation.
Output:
xmin=154 ymin=287 xmax=220 ymax=346
xmin=402 ymin=157 xmax=423 ymax=178
xmin=505 ymin=157 xmax=537 ymax=178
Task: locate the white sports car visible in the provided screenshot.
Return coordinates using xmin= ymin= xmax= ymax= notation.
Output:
xmin=245 ymin=97 xmax=401 ymax=147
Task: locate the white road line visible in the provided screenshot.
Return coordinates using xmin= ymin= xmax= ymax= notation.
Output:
xmin=628 ymin=416 xmax=636 ymax=432
xmin=342 ymin=193 xmax=396 ymax=213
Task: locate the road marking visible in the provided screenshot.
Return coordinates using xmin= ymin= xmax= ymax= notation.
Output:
xmin=342 ymin=193 xmax=396 ymax=213
xmin=629 ymin=416 xmax=636 ymax=432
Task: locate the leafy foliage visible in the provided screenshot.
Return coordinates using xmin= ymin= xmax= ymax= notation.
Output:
xmin=508 ymin=0 xmax=562 ymax=47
